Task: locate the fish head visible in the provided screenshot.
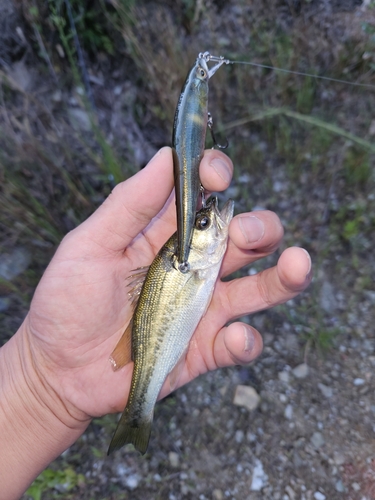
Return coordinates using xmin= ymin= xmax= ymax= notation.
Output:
xmin=189 ymin=197 xmax=234 ymax=269
xmin=194 ymin=56 xmax=210 ymax=83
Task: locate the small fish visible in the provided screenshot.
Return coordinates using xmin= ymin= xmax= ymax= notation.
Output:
xmin=172 ymin=52 xmax=229 ymax=273
xmin=108 ymin=197 xmax=234 ymax=455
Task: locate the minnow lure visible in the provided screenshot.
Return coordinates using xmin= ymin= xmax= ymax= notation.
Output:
xmin=172 ymin=51 xmax=229 ymax=273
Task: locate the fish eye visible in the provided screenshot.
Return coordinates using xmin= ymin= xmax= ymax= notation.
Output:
xmin=198 ymin=67 xmax=207 ymax=78
xmin=196 ymin=215 xmax=210 ymax=230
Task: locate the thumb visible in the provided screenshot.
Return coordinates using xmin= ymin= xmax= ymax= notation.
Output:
xmin=74 ymin=147 xmax=174 ymax=253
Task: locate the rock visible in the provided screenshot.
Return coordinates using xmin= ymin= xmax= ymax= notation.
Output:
xmin=7 ymin=60 xmax=33 ymax=91
xmin=310 ymin=432 xmax=325 ymax=449
xmin=52 ymin=90 xmax=62 ymax=102
xmin=335 ymin=479 xmax=345 ymax=492
xmin=278 ymin=371 xmax=290 ymax=384
xmin=292 ymin=363 xmax=309 ymax=379
xmin=68 ymin=108 xmax=92 ymax=132
xmin=168 ymin=451 xmax=180 ymax=468
xmin=212 ymin=489 xmax=224 ymax=500
xmin=364 ymin=290 xmax=375 ymax=303
xmin=123 ymin=473 xmax=140 ymax=490
xmin=353 ymin=378 xmax=365 ymax=386
xmin=351 ymin=482 xmax=360 ymax=492
xmin=285 ymin=485 xmax=296 ymax=499
xmin=235 ymin=430 xmax=244 ymax=443
xmin=313 ymin=492 xmax=326 ymax=500
xmin=0 ymin=247 xmax=31 ymax=280
xmin=318 ymin=383 xmax=333 ymax=398
xmin=115 ymin=463 xmax=128 ymax=477
xmin=319 ymin=280 xmax=338 ymax=313
xmin=284 ymin=404 xmax=293 ymax=420
xmin=247 ymin=431 xmax=256 ymax=442
xmin=233 ymin=385 xmax=260 ymax=411
xmin=250 ymin=459 xmax=268 ymax=491
xmin=333 ymin=451 xmax=345 ymax=465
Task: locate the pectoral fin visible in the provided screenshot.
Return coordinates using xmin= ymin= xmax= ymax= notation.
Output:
xmin=127 ymin=266 xmax=149 ymax=306
xmin=109 ymin=267 xmax=149 ymax=371
xmin=109 ymin=319 xmax=133 ymax=371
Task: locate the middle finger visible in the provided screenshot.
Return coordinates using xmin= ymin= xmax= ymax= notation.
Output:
xmin=220 ymin=210 xmax=284 ymax=278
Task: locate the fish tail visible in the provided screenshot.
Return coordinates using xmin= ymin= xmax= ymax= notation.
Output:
xmin=107 ymin=411 xmax=153 ymax=456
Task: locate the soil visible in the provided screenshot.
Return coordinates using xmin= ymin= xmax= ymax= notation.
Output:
xmin=0 ymin=1 xmax=375 ymax=499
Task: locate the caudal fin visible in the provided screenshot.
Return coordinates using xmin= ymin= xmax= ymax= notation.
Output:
xmin=107 ymin=413 xmax=152 ymax=455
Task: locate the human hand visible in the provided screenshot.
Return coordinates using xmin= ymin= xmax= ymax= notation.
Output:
xmin=0 ymin=147 xmax=312 ymax=498
xmin=22 ymin=147 xmax=311 ymax=421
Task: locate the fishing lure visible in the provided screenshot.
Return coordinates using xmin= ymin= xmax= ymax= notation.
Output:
xmin=172 ymin=51 xmax=230 ymax=273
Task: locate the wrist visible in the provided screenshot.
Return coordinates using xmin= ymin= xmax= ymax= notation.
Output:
xmin=0 ymin=320 xmax=90 ymax=500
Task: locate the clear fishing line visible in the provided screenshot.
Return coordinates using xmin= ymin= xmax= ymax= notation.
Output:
xmin=228 ymin=60 xmax=375 ymax=90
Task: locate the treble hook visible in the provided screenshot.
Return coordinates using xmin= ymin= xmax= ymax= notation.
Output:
xmin=200 ymin=185 xmax=206 ymax=208
xmin=207 ymin=112 xmax=229 ymax=150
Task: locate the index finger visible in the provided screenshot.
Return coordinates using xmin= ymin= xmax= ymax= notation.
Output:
xmin=221 ymin=210 xmax=284 ymax=277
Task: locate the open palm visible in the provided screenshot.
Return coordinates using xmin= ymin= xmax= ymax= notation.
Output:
xmin=24 ymin=147 xmax=311 ymax=422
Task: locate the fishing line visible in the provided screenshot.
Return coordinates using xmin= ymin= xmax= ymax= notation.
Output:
xmin=228 ymin=60 xmax=375 ymax=90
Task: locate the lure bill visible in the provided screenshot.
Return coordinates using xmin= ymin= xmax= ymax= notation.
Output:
xmin=108 ymin=198 xmax=234 ymax=455
xmin=172 ymin=52 xmax=229 ymax=273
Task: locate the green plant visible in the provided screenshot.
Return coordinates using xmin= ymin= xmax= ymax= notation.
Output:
xmin=25 ymin=467 xmax=85 ymax=500
xmin=343 ymin=147 xmax=371 ymax=186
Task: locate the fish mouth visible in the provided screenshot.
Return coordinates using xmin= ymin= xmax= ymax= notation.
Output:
xmin=206 ymin=197 xmax=234 ymax=228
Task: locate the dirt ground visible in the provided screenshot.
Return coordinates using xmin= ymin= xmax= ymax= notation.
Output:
xmin=0 ymin=0 xmax=375 ymax=499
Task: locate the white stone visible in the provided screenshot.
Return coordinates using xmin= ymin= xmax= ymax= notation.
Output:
xmin=318 ymin=383 xmax=333 ymax=398
xmin=352 ymin=482 xmax=361 ymax=491
xmin=235 ymin=430 xmax=244 ymax=443
xmin=168 ymin=451 xmax=179 ymax=468
xmin=233 ymin=385 xmax=260 ymax=411
xmin=313 ymin=492 xmax=326 ymax=500
xmin=292 ymin=363 xmax=309 ymax=379
xmin=124 ymin=474 xmax=140 ymax=490
xmin=250 ymin=460 xmax=268 ymax=491
xmin=311 ymin=432 xmax=325 ymax=448
xmin=354 ymin=378 xmax=365 ymax=386
xmin=284 ymin=404 xmax=293 ymax=420
xmin=285 ymin=485 xmax=296 ymax=499
xmin=278 ymin=371 xmax=290 ymax=384
xmin=213 ymin=489 xmax=224 ymax=500
xmin=335 ymin=480 xmax=345 ymax=492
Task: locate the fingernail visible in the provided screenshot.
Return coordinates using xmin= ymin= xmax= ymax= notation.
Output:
xmin=238 ymin=216 xmax=265 ymax=244
xmin=243 ymin=325 xmax=255 ymax=352
xmin=210 ymin=158 xmax=232 ymax=184
xmin=301 ymin=248 xmax=312 ymax=279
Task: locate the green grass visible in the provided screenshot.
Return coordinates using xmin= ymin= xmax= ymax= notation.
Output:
xmin=25 ymin=467 xmax=85 ymax=500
